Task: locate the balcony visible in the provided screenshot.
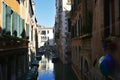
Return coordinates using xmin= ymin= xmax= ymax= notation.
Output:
xmin=0 ymin=35 xmax=28 ymax=50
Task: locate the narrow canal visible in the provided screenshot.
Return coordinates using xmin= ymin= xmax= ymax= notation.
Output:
xmin=37 ymin=53 xmax=78 ymax=80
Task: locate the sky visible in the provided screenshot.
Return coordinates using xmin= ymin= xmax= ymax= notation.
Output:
xmin=34 ymin=0 xmax=56 ymax=27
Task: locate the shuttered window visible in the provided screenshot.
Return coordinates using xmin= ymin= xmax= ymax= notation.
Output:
xmin=22 ymin=19 xmax=25 ymax=38
xmin=2 ymin=3 xmax=13 ymax=35
xmin=19 ymin=18 xmax=22 ymax=37
xmin=2 ymin=2 xmax=25 ymax=38
xmin=6 ymin=6 xmax=12 ymax=35
xmin=12 ymin=12 xmax=17 ymax=36
xmin=2 ymin=2 xmax=7 ymax=34
xmin=19 ymin=18 xmax=24 ymax=38
xmin=17 ymin=15 xmax=20 ymax=37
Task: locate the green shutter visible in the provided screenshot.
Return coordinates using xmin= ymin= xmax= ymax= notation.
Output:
xmin=19 ymin=18 xmax=25 ymax=38
xmin=6 ymin=6 xmax=11 ymax=35
xmin=17 ymin=15 xmax=20 ymax=37
xmin=19 ymin=18 xmax=22 ymax=38
xmin=2 ymin=2 xmax=7 ymax=33
xmin=12 ymin=12 xmax=17 ymax=36
xmin=22 ymin=19 xmax=25 ymax=38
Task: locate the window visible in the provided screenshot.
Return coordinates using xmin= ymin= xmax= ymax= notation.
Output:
xmin=16 ymin=15 xmax=20 ymax=37
xmin=41 ymin=30 xmax=46 ymax=35
xmin=2 ymin=2 xmax=7 ymax=33
xmin=104 ymin=0 xmax=115 ymax=37
xmin=6 ymin=5 xmax=12 ymax=35
xmin=20 ymin=19 xmax=25 ymax=38
xmin=2 ymin=3 xmax=23 ymax=37
xmin=2 ymin=3 xmax=12 ymax=35
xmin=41 ymin=36 xmax=47 ymax=42
xmin=12 ymin=12 xmax=19 ymax=36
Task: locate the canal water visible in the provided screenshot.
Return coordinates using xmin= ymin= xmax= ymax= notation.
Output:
xmin=37 ymin=53 xmax=78 ymax=80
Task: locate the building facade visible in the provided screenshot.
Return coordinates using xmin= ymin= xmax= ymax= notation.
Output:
xmin=70 ymin=0 xmax=120 ymax=80
xmin=28 ymin=1 xmax=38 ymax=65
xmin=0 ymin=0 xmax=37 ymax=79
xmin=55 ymin=0 xmax=120 ymax=80
xmin=38 ymin=25 xmax=54 ymax=48
xmin=70 ymin=0 xmax=93 ymax=80
xmin=92 ymin=0 xmax=120 ymax=80
xmin=55 ymin=0 xmax=71 ymax=64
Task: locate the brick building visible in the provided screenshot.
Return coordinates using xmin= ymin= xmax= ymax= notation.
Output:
xmin=70 ymin=0 xmax=93 ymax=80
xmin=92 ymin=0 xmax=120 ymax=80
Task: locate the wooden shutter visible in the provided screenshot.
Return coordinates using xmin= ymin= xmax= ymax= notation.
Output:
xmin=19 ymin=18 xmax=23 ymax=38
xmin=19 ymin=18 xmax=25 ymax=38
xmin=12 ymin=12 xmax=17 ymax=36
xmin=2 ymin=2 xmax=7 ymax=33
xmin=6 ymin=6 xmax=11 ymax=35
xmin=17 ymin=15 xmax=20 ymax=37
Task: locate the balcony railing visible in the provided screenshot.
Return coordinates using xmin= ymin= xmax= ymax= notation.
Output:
xmin=0 ymin=35 xmax=28 ymax=49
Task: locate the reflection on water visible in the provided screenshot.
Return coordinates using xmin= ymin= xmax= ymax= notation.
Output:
xmin=38 ymin=55 xmax=55 ymax=80
xmin=38 ymin=54 xmax=78 ymax=80
xmin=38 ymin=55 xmax=54 ymax=71
xmin=38 ymin=71 xmax=55 ymax=80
